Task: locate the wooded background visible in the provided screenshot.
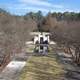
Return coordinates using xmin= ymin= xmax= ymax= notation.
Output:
xmin=0 ymin=8 xmax=80 ymax=65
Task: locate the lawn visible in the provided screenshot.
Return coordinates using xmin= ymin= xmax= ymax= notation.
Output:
xmin=19 ymin=52 xmax=65 ymax=80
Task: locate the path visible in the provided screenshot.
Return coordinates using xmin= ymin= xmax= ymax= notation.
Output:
xmin=19 ymin=52 xmax=65 ymax=80
xmin=19 ymin=46 xmax=80 ymax=80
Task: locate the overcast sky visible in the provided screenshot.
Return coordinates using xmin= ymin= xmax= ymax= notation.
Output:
xmin=0 ymin=0 xmax=80 ymax=15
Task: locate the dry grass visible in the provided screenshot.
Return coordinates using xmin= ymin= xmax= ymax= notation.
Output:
xmin=19 ymin=52 xmax=65 ymax=80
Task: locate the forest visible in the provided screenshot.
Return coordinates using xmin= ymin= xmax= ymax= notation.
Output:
xmin=0 ymin=8 xmax=80 ymax=65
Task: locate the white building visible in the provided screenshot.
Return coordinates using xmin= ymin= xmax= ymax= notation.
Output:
xmin=30 ymin=32 xmax=50 ymax=53
xmin=26 ymin=32 xmax=56 ymax=53
xmin=30 ymin=32 xmax=50 ymax=44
